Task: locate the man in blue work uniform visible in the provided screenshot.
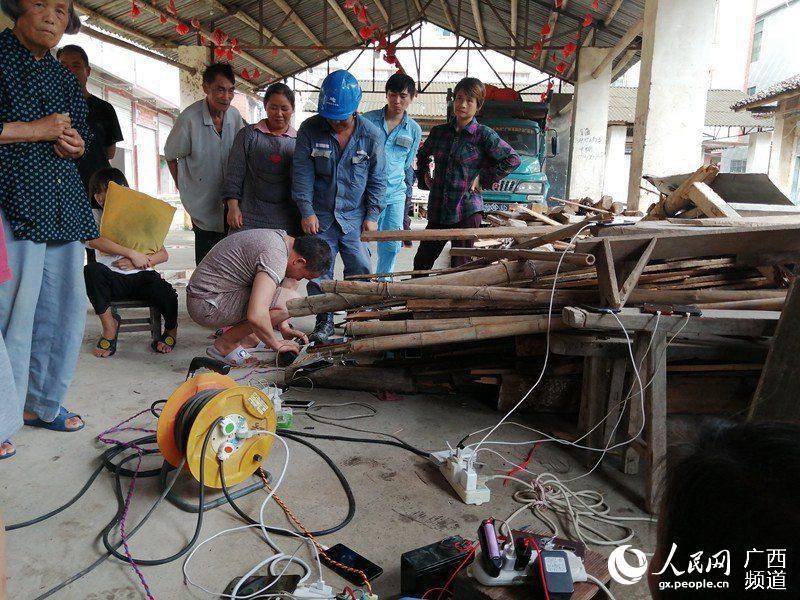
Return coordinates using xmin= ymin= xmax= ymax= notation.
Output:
xmin=293 ymin=70 xmax=387 ymax=342
xmin=363 ymin=73 xmax=422 ymax=278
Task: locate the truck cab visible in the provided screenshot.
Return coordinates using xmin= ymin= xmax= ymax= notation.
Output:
xmin=447 ymin=88 xmax=556 ymax=212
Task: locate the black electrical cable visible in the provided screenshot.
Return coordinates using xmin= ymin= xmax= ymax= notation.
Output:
xmin=283 ymin=429 xmax=429 ymax=458
xmin=33 ymin=452 xmax=188 ymax=599
xmin=218 ymin=430 xmax=356 ymax=538
xmin=100 ymin=418 xmax=220 ymax=566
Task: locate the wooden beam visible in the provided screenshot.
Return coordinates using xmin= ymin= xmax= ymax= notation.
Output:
xmin=372 ymin=0 xmax=389 ymax=23
xmin=412 ymin=0 xmax=424 ymax=17
xmin=271 ymin=0 xmax=331 ymax=55
xmin=510 ymin=0 xmax=519 ymax=58
xmin=439 ymin=0 xmax=457 ymax=32
xmin=361 ymin=226 xmax=554 ymax=242
xmin=470 ymin=0 xmax=486 ymax=46
xmin=326 ymin=0 xmax=361 ymax=41
xmin=448 ymin=247 xmax=596 ymax=266
xmin=565 ymin=28 xmax=595 ymax=80
xmin=210 ymin=0 xmax=307 ymax=67
xmin=604 ymin=0 xmax=625 ymax=26
xmin=78 ymin=26 xmax=194 ymax=74
xmin=539 ymin=0 xmax=566 ymax=69
xmin=73 ymin=1 xmax=175 ymax=48
xmin=618 ymin=238 xmax=658 ymax=306
xmin=596 ymin=238 xmax=622 ymax=308
xmin=643 ymin=164 xmax=719 ymax=220
xmin=576 ymin=223 xmax=800 ymax=264
xmin=686 ymin=182 xmax=741 ymax=219
xmin=135 ymin=0 xmax=282 ymax=78
xmin=591 ymin=18 xmax=643 ymax=79
xmin=611 ymin=49 xmax=637 ymax=79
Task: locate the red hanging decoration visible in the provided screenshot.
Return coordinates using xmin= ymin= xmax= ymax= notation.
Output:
xmin=130 ymin=3 xmax=141 ymax=18
xmin=230 ymin=37 xmax=240 ymax=52
xmin=357 ymin=6 xmax=369 ymax=24
xmin=531 ymin=40 xmax=542 ymax=60
xmin=225 ymin=48 xmax=234 ymax=61
xmin=592 ymin=0 xmax=600 ymax=9
xmin=214 ymin=47 xmax=226 ymax=58
xmin=212 ymin=28 xmax=228 ymax=47
xmin=555 ymin=61 xmax=567 ymax=74
xmin=241 ymin=68 xmax=251 ymax=80
xmin=272 ymin=47 xmax=279 ymax=56
xmin=159 ymin=13 xmax=167 ymax=24
xmin=582 ymin=13 xmax=593 ymax=27
xmin=252 ymin=68 xmax=261 ymax=79
xmin=168 ymin=0 xmax=177 ymax=16
xmin=540 ymin=23 xmax=552 ymax=37
xmin=191 ymin=17 xmax=200 ymax=29
xmin=540 ymin=92 xmax=548 ymax=102
xmin=200 ymin=34 xmax=207 ymax=45
xmin=554 ymin=0 xmax=563 ymax=7
xmin=551 ymin=52 xmax=557 ymax=62
xmin=563 ymin=41 xmax=577 ymax=58
xmin=344 ymin=0 xmax=357 ymax=8
xmin=547 ymin=80 xmax=555 ymax=90
xmin=359 ymin=25 xmax=377 ymax=40
xmin=311 ymin=44 xmax=323 ymax=53
xmin=175 ymin=22 xmax=190 ymax=35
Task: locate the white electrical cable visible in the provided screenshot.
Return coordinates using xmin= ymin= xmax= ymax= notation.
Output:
xmin=182 ymin=432 xmax=331 ymax=599
xmin=586 ymin=573 xmax=618 ymax=600
xmin=466 ymin=224 xmax=595 ymax=465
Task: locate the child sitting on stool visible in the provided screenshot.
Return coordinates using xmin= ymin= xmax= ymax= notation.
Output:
xmin=84 ymin=168 xmax=179 ymax=357
xmin=187 ymin=229 xmax=331 ymax=366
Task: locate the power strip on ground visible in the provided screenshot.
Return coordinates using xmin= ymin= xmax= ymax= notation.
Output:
xmin=430 ymin=448 xmax=491 ymax=505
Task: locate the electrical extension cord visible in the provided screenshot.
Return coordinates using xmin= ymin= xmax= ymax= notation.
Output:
xmin=430 ymin=448 xmax=491 ymax=505
xmin=470 ymin=547 xmax=588 ymax=587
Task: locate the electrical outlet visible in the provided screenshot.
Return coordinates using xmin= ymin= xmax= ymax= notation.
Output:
xmin=430 ymin=448 xmax=491 ymax=505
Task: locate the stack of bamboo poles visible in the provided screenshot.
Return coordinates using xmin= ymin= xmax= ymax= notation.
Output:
xmin=285 ymin=214 xmax=791 ymax=359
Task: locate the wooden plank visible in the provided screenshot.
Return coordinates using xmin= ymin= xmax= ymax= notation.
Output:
xmin=686 ymin=182 xmax=741 ymax=219
xmin=518 ymin=206 xmax=562 ymax=226
xmin=596 ymin=238 xmax=622 ymax=308
xmin=643 ymin=165 xmax=719 ymax=221
xmin=749 ymin=278 xmax=800 ymax=420
xmin=619 ymin=238 xmax=658 ymax=306
xmin=448 ymin=248 xmax=596 ymax=266
xmin=575 ymin=222 xmax=800 ymax=263
xmin=667 ymin=216 xmax=800 ymax=227
xmin=563 ymin=306 xmax=780 ymax=338
xmin=641 ymin=330 xmax=667 ymax=513
xmin=361 ymin=226 xmax=553 ymax=242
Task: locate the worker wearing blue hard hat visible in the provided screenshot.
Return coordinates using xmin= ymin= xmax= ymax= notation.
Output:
xmin=292 ymin=70 xmax=387 ymax=343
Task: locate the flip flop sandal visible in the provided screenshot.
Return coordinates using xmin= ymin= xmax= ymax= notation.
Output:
xmin=206 ymin=345 xmax=256 ymax=367
xmin=24 ymin=406 xmax=85 ymax=432
xmin=96 ymin=313 xmax=122 ymax=357
xmin=151 ymin=333 xmax=177 ymax=353
xmin=0 ymin=440 xmax=15 ymax=460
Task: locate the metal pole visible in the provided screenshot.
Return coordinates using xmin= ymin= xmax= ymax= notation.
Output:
xmin=422 ymin=38 xmax=468 ymax=93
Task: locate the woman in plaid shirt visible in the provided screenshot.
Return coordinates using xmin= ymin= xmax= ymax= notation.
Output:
xmin=413 ymin=77 xmax=520 ymax=270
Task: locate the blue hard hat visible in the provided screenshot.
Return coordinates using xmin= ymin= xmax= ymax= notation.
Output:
xmin=318 ymin=70 xmax=362 ymax=121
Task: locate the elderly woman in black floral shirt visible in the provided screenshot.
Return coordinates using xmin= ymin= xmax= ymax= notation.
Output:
xmin=0 ymin=0 xmax=97 ymax=460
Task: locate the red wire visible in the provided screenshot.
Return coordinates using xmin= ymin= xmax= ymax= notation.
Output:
xmin=436 ymin=545 xmax=478 ymax=600
xmin=504 ymin=442 xmax=541 ymax=486
xmin=342 ymin=587 xmax=357 ymax=600
xmin=421 ymin=587 xmax=448 ymax=599
xmin=530 ymin=536 xmax=552 ymax=600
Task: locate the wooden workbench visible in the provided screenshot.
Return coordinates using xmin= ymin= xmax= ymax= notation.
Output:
xmin=562 ymin=306 xmax=779 ymax=512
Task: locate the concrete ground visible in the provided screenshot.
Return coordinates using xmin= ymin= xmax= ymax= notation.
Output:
xmin=1 ymin=228 xmax=655 ymax=600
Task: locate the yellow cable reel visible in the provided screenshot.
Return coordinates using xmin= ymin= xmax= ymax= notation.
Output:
xmin=156 ymin=373 xmax=277 ymax=488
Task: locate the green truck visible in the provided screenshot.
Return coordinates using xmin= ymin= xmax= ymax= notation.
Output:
xmin=447 ymin=92 xmax=557 ymax=212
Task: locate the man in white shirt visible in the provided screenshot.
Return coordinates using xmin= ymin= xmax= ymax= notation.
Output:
xmin=164 ymin=63 xmax=245 ymax=264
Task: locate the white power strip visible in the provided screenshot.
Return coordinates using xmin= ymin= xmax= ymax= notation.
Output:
xmin=430 ymin=448 xmax=491 ymax=505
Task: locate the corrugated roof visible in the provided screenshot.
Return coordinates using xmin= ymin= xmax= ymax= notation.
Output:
xmin=732 ymin=73 xmax=800 ymax=110
xmin=609 ymin=87 xmax=771 ymax=127
xmin=71 ymin=1 xmax=646 ymax=90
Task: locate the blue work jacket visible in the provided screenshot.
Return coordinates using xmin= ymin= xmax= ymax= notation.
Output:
xmin=292 ymin=114 xmax=387 ymax=234
xmin=362 ymin=107 xmax=421 ymax=205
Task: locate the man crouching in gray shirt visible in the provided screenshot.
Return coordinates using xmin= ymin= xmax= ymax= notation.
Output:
xmin=187 ymin=229 xmax=331 ymax=366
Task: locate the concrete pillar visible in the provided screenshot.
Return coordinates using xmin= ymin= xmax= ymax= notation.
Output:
xmin=177 ymin=46 xmax=208 ymax=110
xmin=626 ymin=0 xmax=717 ymax=211
xmin=603 ymin=125 xmax=628 ymax=202
xmin=746 ymin=131 xmax=772 ymax=174
xmin=768 ymin=109 xmax=798 ymax=195
xmin=567 ymin=47 xmax=612 ymax=200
